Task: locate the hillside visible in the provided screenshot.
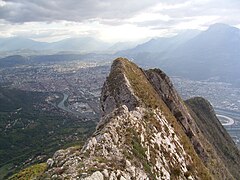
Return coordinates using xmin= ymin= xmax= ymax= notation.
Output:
xmin=37 ymin=58 xmax=240 ymax=179
xmin=120 ymin=30 xmax=200 ymax=54
xmin=186 ymin=97 xmax=240 ymax=178
xmin=120 ymin=23 xmax=240 ymax=86
xmin=0 ymin=88 xmax=96 ymax=179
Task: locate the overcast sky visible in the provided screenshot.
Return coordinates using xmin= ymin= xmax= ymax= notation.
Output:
xmin=0 ymin=0 xmax=240 ymax=42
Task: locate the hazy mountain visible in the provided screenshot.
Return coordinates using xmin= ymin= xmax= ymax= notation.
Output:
xmin=0 ymin=37 xmax=111 ymax=53
xmin=0 ymin=37 xmax=49 ymax=51
xmin=120 ymin=29 xmax=200 ymax=54
xmin=107 ymin=41 xmax=140 ymax=52
xmin=120 ymin=23 xmax=240 ymax=85
xmin=164 ymin=23 xmax=240 ymax=81
xmin=48 ymin=37 xmax=111 ymax=52
xmin=0 ymin=55 xmax=29 ymax=67
xmin=22 ymin=58 xmax=239 ymax=179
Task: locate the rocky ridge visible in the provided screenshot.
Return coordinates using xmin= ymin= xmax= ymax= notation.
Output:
xmin=42 ymin=58 xmax=240 ymax=180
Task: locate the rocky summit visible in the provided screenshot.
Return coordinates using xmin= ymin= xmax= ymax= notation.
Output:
xmin=41 ymin=58 xmax=240 ymax=180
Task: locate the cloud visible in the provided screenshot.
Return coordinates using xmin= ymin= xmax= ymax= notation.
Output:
xmin=157 ymin=0 xmax=240 ymax=22
xmin=1 ymin=0 xmax=239 ymax=28
xmin=0 ymin=0 xmax=160 ymax=23
xmin=128 ymin=0 xmax=240 ymax=31
xmin=0 ymin=0 xmax=240 ymax=42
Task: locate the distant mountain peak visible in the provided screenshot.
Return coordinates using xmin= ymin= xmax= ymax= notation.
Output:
xmin=209 ymin=23 xmax=231 ymax=28
xmin=207 ymin=23 xmax=239 ymax=33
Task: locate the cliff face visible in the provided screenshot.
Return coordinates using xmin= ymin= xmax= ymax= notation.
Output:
xmin=186 ymin=97 xmax=240 ymax=178
xmin=42 ymin=58 xmax=240 ymax=180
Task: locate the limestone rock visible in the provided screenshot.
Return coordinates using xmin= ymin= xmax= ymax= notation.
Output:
xmin=83 ymin=171 xmax=104 ymax=180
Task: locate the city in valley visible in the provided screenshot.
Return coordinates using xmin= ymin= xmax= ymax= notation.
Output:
xmin=0 ymin=59 xmax=110 ymax=120
xmin=1 ymin=59 xmax=239 ymax=149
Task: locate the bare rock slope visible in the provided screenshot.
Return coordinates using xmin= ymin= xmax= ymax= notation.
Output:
xmin=42 ymin=58 xmax=240 ymax=180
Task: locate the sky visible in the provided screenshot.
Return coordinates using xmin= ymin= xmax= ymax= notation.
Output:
xmin=0 ymin=0 xmax=240 ymax=43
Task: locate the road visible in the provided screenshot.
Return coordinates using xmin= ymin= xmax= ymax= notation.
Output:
xmin=216 ymin=114 xmax=235 ymax=126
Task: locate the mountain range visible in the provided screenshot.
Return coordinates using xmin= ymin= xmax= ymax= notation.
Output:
xmin=11 ymin=58 xmax=240 ymax=179
xmin=2 ymin=23 xmax=240 ymax=86
xmin=120 ymin=23 xmax=240 ymax=86
xmin=0 ymin=37 xmax=138 ymax=53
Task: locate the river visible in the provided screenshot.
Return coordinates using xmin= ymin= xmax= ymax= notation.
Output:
xmin=57 ymin=93 xmax=71 ymax=113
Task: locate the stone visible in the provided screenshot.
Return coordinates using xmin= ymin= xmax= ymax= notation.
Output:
xmin=120 ymin=176 xmax=127 ymax=180
xmin=47 ymin=158 xmax=54 ymax=167
xmin=109 ymin=171 xmax=117 ymax=180
xmin=83 ymin=171 xmax=104 ymax=180
xmin=102 ymin=169 xmax=109 ymax=178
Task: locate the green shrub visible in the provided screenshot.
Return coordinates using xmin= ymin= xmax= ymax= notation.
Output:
xmin=8 ymin=163 xmax=47 ymax=180
xmin=171 ymin=166 xmax=181 ymax=177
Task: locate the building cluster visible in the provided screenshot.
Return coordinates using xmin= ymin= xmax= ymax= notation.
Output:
xmin=172 ymin=77 xmax=240 ymax=112
xmin=0 ymin=60 xmax=110 ymax=118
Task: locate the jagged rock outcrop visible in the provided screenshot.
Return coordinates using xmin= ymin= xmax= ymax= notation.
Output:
xmin=144 ymin=69 xmax=239 ymax=179
xmin=42 ymin=58 xmax=240 ymax=180
xmin=145 ymin=69 xmax=207 ymax=159
xmin=100 ymin=59 xmax=139 ymax=116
